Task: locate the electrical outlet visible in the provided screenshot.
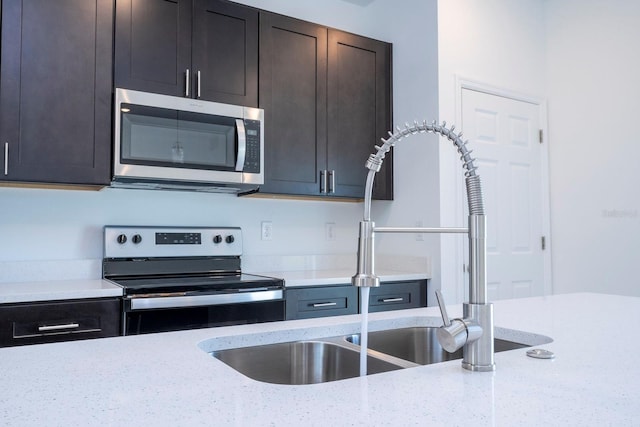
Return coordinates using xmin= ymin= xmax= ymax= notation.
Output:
xmin=325 ymin=222 xmax=336 ymax=241
xmin=261 ymin=221 xmax=273 ymax=241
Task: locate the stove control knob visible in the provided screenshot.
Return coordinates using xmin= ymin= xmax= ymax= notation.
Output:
xmin=225 ymin=235 xmax=235 ymax=244
xmin=117 ymin=234 xmax=127 ymax=244
xmin=132 ymin=234 xmax=142 ymax=244
xmin=213 ymin=234 xmax=223 ymax=244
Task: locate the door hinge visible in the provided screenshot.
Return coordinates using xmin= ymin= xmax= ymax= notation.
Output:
xmin=539 ymin=129 xmax=544 ymax=144
xmin=541 ymin=236 xmax=546 ymax=250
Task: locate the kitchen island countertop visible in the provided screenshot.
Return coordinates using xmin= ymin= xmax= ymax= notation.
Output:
xmin=0 ymin=292 xmax=638 ymax=426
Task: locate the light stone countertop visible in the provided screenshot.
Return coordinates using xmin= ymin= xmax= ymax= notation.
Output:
xmin=1 ymin=292 xmax=638 ymax=426
xmin=255 ymin=268 xmax=429 ymax=287
xmin=0 ymin=279 xmax=122 ymax=304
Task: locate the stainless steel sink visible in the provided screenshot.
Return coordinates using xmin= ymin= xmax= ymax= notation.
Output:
xmin=211 ymin=340 xmax=403 ymax=385
xmin=346 ymin=326 xmax=529 ymax=365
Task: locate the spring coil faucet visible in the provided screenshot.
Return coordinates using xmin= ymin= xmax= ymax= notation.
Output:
xmin=352 ymin=120 xmax=495 ymax=372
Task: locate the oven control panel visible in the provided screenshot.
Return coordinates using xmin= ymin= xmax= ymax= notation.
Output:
xmin=104 ymin=226 xmax=242 ymax=258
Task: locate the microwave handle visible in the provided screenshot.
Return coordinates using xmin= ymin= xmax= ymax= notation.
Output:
xmin=235 ymin=119 xmax=246 ymax=171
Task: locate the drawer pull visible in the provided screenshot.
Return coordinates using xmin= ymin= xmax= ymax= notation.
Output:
xmin=380 ymin=297 xmax=404 ymax=303
xmin=38 ymin=323 xmax=80 ymax=332
xmin=312 ymin=302 xmax=337 ymax=308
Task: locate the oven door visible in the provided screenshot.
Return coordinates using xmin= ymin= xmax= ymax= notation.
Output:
xmin=113 ymin=88 xmax=263 ymax=185
xmin=123 ymin=289 xmax=285 ymax=335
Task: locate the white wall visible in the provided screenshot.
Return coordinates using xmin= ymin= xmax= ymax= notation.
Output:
xmin=0 ymin=0 xmax=440 ymax=287
xmin=544 ymin=0 xmax=640 ymax=297
xmin=437 ymin=0 xmax=547 ymax=302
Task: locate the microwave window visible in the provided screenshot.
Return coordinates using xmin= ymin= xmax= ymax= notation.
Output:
xmin=120 ymin=104 xmax=237 ymax=170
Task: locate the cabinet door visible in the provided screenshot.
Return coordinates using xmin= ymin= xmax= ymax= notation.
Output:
xmin=259 ymin=13 xmax=327 ymax=196
xmin=0 ymin=298 xmax=121 ymax=348
xmin=285 ymin=285 xmax=357 ymax=320
xmin=192 ymin=0 xmax=258 ymax=106
xmin=368 ymin=280 xmax=427 ymax=313
xmin=0 ymin=0 xmax=113 ymax=185
xmin=114 ymin=0 xmax=192 ymax=97
xmin=327 ymin=30 xmax=393 ymax=199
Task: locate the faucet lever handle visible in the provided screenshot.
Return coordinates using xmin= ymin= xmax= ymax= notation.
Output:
xmin=435 ymin=290 xmax=451 ymax=327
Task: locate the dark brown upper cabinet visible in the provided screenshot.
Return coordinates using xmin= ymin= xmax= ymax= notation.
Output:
xmin=114 ymin=0 xmax=259 ymax=107
xmin=0 ymin=0 xmax=113 ymax=186
xmin=259 ymin=12 xmax=393 ymax=199
xmin=327 ymin=29 xmax=393 ymax=200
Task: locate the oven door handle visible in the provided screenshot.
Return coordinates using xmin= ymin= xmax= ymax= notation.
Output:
xmin=128 ymin=289 xmax=283 ymax=310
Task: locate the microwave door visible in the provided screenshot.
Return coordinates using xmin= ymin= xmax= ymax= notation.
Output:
xmin=235 ymin=119 xmax=246 ymax=172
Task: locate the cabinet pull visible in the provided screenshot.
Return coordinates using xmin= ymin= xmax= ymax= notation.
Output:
xmin=320 ymin=170 xmax=327 ymax=193
xmin=197 ymin=70 xmax=201 ymax=99
xmin=328 ymin=170 xmax=335 ymax=194
xmin=185 ymin=69 xmax=190 ymax=97
xmin=4 ymin=143 xmax=8 ymax=175
xmin=312 ymin=302 xmax=337 ymax=308
xmin=38 ymin=323 xmax=80 ymax=332
xmin=380 ymin=297 xmax=404 ymax=303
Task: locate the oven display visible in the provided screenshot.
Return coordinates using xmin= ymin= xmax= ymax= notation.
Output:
xmin=156 ymin=232 xmax=202 ymax=245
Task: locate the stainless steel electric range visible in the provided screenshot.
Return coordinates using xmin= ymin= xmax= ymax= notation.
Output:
xmin=102 ymin=226 xmax=285 ymax=335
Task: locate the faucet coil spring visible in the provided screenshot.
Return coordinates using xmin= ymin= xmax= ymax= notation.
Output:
xmin=366 ymin=120 xmax=484 ymax=215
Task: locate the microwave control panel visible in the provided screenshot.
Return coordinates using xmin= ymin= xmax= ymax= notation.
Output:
xmin=243 ymin=119 xmax=261 ymax=173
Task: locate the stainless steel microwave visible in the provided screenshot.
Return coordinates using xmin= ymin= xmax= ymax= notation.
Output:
xmin=112 ymin=88 xmax=264 ymax=194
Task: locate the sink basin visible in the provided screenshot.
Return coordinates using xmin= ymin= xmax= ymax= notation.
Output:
xmin=211 ymin=340 xmax=402 ymax=385
xmin=346 ymin=326 xmax=530 ymax=365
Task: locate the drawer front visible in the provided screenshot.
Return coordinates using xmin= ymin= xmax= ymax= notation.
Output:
xmin=368 ymin=280 xmax=427 ymax=313
xmin=285 ymin=286 xmax=358 ymax=320
xmin=0 ymin=298 xmax=121 ymax=347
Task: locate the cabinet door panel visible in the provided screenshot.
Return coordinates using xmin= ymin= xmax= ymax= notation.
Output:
xmin=0 ymin=0 xmax=112 ymax=185
xmin=327 ymin=30 xmax=393 ymax=199
xmin=193 ymin=0 xmax=258 ymax=106
xmin=0 ymin=298 xmax=121 ymax=348
xmin=259 ymin=13 xmax=327 ymax=195
xmin=115 ymin=0 xmax=192 ymax=96
xmin=285 ymin=286 xmax=357 ymax=320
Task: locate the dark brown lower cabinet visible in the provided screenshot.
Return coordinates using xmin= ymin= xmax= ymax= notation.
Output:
xmin=0 ymin=298 xmax=121 ymax=347
xmin=285 ymin=280 xmax=427 ymax=320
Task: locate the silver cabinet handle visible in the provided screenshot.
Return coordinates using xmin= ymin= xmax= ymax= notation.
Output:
xmin=38 ymin=323 xmax=80 ymax=332
xmin=185 ymin=69 xmax=190 ymax=97
xmin=320 ymin=170 xmax=327 ymax=193
xmin=235 ymin=119 xmax=246 ymax=171
xmin=329 ymin=170 xmax=336 ymax=193
xmin=312 ymin=302 xmax=337 ymax=308
xmin=4 ymin=143 xmax=8 ymax=175
xmin=381 ymin=297 xmax=404 ymax=303
xmin=197 ymin=70 xmax=201 ymax=98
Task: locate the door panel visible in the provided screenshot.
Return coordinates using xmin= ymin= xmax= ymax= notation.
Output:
xmin=462 ymin=88 xmax=545 ymax=300
xmin=193 ymin=0 xmax=258 ymax=106
xmin=115 ymin=0 xmax=192 ymax=96
xmin=327 ymin=29 xmax=392 ymax=199
xmin=258 ymin=13 xmax=327 ymax=195
xmin=0 ymin=0 xmax=112 ymax=185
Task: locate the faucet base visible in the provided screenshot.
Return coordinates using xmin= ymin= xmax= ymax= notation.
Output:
xmin=461 ymin=302 xmax=495 ymax=371
xmin=462 ymin=361 xmax=496 ymax=372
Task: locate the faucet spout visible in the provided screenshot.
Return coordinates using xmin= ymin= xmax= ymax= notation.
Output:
xmin=353 ymin=120 xmax=495 ymax=372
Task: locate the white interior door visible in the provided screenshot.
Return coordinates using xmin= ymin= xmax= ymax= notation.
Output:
xmin=461 ymin=88 xmax=547 ymax=300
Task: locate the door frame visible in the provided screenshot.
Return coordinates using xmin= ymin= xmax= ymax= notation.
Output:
xmin=453 ymin=76 xmax=553 ymax=299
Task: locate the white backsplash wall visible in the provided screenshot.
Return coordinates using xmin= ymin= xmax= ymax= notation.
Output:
xmin=0 ymin=186 xmax=364 ymax=281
